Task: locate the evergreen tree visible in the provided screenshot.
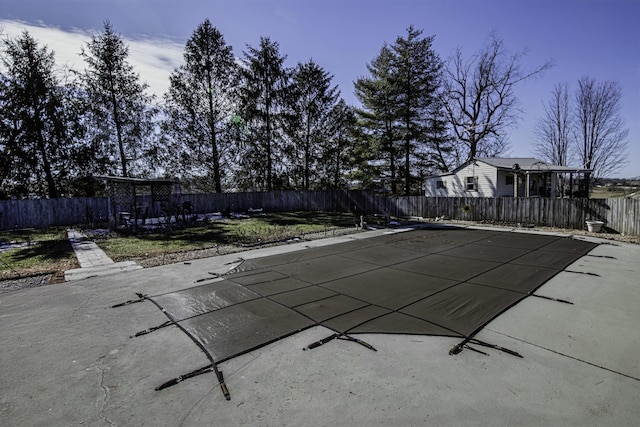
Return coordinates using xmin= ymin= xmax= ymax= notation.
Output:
xmin=390 ymin=26 xmax=445 ymax=194
xmin=320 ymin=100 xmax=357 ymax=188
xmin=79 ymin=21 xmax=156 ymax=178
xmin=238 ymin=37 xmax=290 ymax=191
xmin=354 ymin=44 xmax=400 ymax=193
xmin=421 ymin=101 xmax=454 ymax=174
xmin=355 ymin=27 xmax=449 ymax=194
xmin=163 ymin=19 xmax=238 ymax=192
xmin=286 ymin=59 xmax=340 ymax=189
xmin=0 ymin=31 xmax=71 ymax=198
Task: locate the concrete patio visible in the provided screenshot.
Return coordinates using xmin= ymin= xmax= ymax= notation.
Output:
xmin=1 ymin=226 xmax=638 ymax=426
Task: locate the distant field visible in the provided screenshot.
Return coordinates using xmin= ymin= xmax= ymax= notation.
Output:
xmin=590 ymin=186 xmax=640 ymax=199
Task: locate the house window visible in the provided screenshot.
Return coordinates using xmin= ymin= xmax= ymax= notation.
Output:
xmin=436 ymin=180 xmax=446 ymax=189
xmin=466 ymin=176 xmax=477 ymax=191
xmin=506 ymin=175 xmax=514 ymax=186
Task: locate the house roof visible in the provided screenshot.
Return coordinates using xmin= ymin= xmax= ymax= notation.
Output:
xmin=426 ymin=157 xmax=591 ymax=178
xmin=475 ymin=157 xmax=591 ymax=173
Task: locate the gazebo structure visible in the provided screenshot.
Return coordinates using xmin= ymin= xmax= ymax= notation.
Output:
xmin=96 ymin=176 xmax=181 ymax=229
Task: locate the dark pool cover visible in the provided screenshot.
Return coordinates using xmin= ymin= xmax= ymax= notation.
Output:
xmin=131 ymin=227 xmax=597 ymax=396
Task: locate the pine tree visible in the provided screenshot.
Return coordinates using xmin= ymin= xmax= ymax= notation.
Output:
xmin=79 ymin=21 xmax=156 ymax=178
xmin=354 ymin=44 xmax=400 ymax=194
xmin=163 ymin=19 xmax=238 ymax=192
xmin=238 ymin=37 xmax=290 ymax=191
xmin=0 ymin=31 xmax=71 ymax=198
xmin=321 ymin=100 xmax=357 ymax=188
xmin=286 ymin=59 xmax=340 ymax=189
xmin=390 ymin=26 xmax=445 ymax=195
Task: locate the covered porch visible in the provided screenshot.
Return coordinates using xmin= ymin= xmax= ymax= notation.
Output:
xmin=506 ymin=163 xmax=592 ymax=198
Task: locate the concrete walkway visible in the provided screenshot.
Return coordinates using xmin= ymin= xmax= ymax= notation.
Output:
xmin=1 ymin=227 xmax=638 ymax=426
xmin=64 ymin=229 xmax=141 ymax=281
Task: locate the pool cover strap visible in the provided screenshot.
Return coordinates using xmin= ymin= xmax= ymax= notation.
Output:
xmin=155 ymin=363 xmax=231 ymax=400
xmin=131 ymin=320 xmax=174 ymax=338
xmin=304 ymin=332 xmax=377 ymax=352
xmin=111 ymin=293 xmax=147 ymax=308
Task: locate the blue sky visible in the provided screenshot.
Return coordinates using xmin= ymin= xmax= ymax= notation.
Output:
xmin=1 ymin=0 xmax=639 ymax=177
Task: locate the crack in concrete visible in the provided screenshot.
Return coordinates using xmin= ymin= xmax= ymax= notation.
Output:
xmin=486 ymin=328 xmax=640 ymax=382
xmin=226 ymin=351 xmax=264 ymax=380
xmin=178 ymin=384 xmax=216 ymax=427
xmin=93 ymin=356 xmax=116 ymax=426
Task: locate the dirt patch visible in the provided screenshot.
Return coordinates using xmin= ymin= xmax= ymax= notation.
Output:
xmin=0 ymin=274 xmax=54 ymax=293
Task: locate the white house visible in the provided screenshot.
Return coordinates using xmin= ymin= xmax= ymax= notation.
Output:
xmin=425 ymin=157 xmax=591 ymax=198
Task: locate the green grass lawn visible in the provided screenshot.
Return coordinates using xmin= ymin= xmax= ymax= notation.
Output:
xmin=0 ymin=227 xmax=78 ymax=279
xmin=95 ymin=211 xmax=370 ymax=261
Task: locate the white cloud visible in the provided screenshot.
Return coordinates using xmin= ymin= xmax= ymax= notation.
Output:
xmin=0 ymin=19 xmax=184 ymax=99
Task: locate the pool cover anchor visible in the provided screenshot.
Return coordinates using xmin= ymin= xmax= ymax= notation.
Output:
xmin=155 ymin=363 xmax=231 ymax=401
xmin=449 ymin=338 xmax=522 ymax=358
xmin=304 ymin=333 xmax=339 ymax=350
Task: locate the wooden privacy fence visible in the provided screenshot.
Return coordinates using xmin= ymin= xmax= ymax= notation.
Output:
xmin=0 ymin=197 xmax=110 ymax=231
xmin=181 ymin=190 xmax=382 ymax=215
xmin=0 ymin=190 xmax=382 ymax=231
xmin=387 ymin=196 xmax=640 ymax=236
xmin=1 ymin=191 xmax=638 ymax=236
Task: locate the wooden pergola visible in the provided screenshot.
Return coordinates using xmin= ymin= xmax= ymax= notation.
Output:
xmin=96 ymin=176 xmax=181 ymax=229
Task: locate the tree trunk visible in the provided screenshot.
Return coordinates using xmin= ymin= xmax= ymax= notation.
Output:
xmin=265 ymin=94 xmax=273 ymax=192
xmin=304 ymin=118 xmax=311 ymax=190
xmin=207 ymin=73 xmax=222 ymax=193
xmin=110 ymin=91 xmax=127 ymax=177
xmin=37 ymin=134 xmax=58 ymax=199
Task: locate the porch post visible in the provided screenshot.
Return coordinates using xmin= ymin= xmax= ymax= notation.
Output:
xmin=550 ymin=173 xmax=557 ymax=198
xmin=585 ymin=172 xmax=590 ymax=198
xmin=569 ymin=173 xmax=574 ymax=198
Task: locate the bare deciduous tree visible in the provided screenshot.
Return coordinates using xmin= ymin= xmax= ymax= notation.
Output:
xmin=533 ymin=83 xmax=573 ymax=166
xmin=574 ymin=77 xmax=629 ymax=179
xmin=442 ymin=32 xmax=553 ymax=166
